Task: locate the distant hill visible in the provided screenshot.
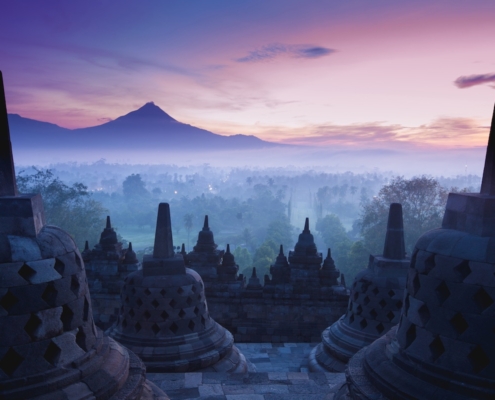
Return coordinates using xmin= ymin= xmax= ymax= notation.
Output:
xmin=8 ymin=102 xmax=282 ymax=151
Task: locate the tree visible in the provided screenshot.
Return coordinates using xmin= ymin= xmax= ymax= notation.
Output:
xmin=16 ymin=168 xmax=107 ymax=250
xmin=265 ymin=217 xmax=294 ymax=251
xmin=316 ymin=214 xmax=352 ymax=271
xmin=233 ymin=247 xmax=252 ymax=272
xmin=122 ymin=174 xmax=148 ymax=198
xmin=251 ymin=240 xmax=277 ymax=278
xmin=360 ymin=176 xmax=449 ymax=255
xmin=183 ymin=213 xmax=193 ymax=250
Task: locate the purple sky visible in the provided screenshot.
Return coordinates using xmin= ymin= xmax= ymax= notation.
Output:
xmin=1 ymin=0 xmax=495 ymax=150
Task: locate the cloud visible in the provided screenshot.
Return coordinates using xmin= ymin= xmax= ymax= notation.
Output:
xmin=236 ymin=43 xmax=335 ymax=63
xmin=454 ymin=73 xmax=495 ymax=88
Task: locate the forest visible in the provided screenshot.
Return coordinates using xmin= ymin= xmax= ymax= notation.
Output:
xmin=16 ymin=161 xmax=481 ymax=282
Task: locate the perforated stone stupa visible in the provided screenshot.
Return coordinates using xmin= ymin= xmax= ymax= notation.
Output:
xmin=108 ymin=203 xmax=248 ymax=373
xmin=338 ymin=106 xmax=495 ymax=399
xmin=0 ymin=71 xmax=167 ymax=400
xmin=84 ymin=217 xmax=141 ymax=329
xmin=309 ymin=203 xmax=409 ymax=372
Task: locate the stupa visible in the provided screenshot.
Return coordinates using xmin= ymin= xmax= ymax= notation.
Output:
xmin=269 ymin=245 xmax=290 ymax=284
xmin=108 ymin=203 xmax=248 ymax=372
xmin=338 ymin=106 xmax=495 ymax=399
xmin=84 ymin=218 xmax=141 ymax=329
xmin=0 ymin=71 xmax=167 ymax=399
xmin=309 ymin=203 xmax=409 ymax=372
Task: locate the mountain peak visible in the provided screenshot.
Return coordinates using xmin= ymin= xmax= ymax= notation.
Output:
xmin=117 ymin=102 xmax=177 ymax=122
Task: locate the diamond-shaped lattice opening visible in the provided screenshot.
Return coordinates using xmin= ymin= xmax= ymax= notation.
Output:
xmin=424 ymin=254 xmax=436 ymax=275
xmin=151 ymin=323 xmax=160 ymax=336
xmin=151 ymin=299 xmax=160 ymax=308
xmin=24 ymin=313 xmax=42 ymax=339
xmin=359 ymin=318 xmax=368 ymax=329
xmin=161 ymin=310 xmax=169 ymax=320
xmin=70 ymin=275 xmax=80 ymax=295
xmin=83 ymin=297 xmax=89 ymax=321
xmin=405 ymin=324 xmax=416 ymax=348
xmin=75 ymin=254 xmax=82 ymax=269
xmin=160 ymin=289 xmax=167 ymax=297
xmin=129 ymin=278 xmax=134 ymax=285
xmin=42 ymin=283 xmax=58 ymax=306
xmin=178 ymin=309 xmax=186 ymax=318
xmin=18 ymin=264 xmax=36 ymax=282
xmin=122 ymin=319 xmax=128 ymax=329
xmin=129 ymin=309 xmax=135 ymax=317
xmin=43 ymin=341 xmax=61 ymax=366
xmin=412 ymin=273 xmax=421 ymax=295
xmin=386 ymin=310 xmax=395 ymax=322
xmin=363 ymin=296 xmax=370 ymax=306
xmin=131 ymin=288 xmax=136 ymax=295
xmin=353 ymin=291 xmax=359 ymax=301
xmin=143 ymin=310 xmax=151 ymax=320
xmin=349 ymin=314 xmax=355 ymax=324
xmin=376 ymin=323 xmax=385 ymax=334
xmin=468 ymin=345 xmax=490 ymax=373
xmin=177 ymin=287 xmax=184 ymax=295
xmin=196 ymin=294 xmax=202 ymax=300
xmin=136 ymin=298 xmax=143 ymax=307
xmin=54 ymin=258 xmax=65 ymax=275
xmin=76 ymin=327 xmax=87 ymax=351
xmin=396 ymin=300 xmax=403 ymax=310
xmin=144 ymin=288 xmax=151 ymax=296
xmin=200 ymin=316 xmax=206 ymax=327
xmin=361 ymin=281 xmax=371 ymax=292
xmin=186 ymin=297 xmax=193 ymax=306
xmin=170 ymin=322 xmax=179 ymax=334
xmin=61 ymin=304 xmax=74 ymax=331
xmin=473 ymin=287 xmax=493 ymax=312
xmin=188 ymin=320 xmax=195 ymax=331
xmin=191 ymin=286 xmax=197 ymax=293
xmin=435 ymin=281 xmax=451 ymax=305
xmin=0 ymin=348 xmax=24 ymax=376
xmin=450 ymin=312 xmax=468 ymax=335
xmin=454 ymin=260 xmax=471 ymax=281
xmin=169 ymin=299 xmax=177 ymax=308
xmin=418 ymin=304 xmax=430 ymax=326
xmin=379 ymin=299 xmax=387 ymax=309
xmin=369 ymin=309 xmax=378 ymax=319
xmin=356 ymin=305 xmax=363 ymax=315
xmin=135 ymin=322 xmax=142 ymax=333
xmin=194 ymin=307 xmax=200 ymax=316
xmin=124 ymin=296 xmax=130 ymax=304
xmin=429 ymin=336 xmax=445 ymax=361
xmin=372 ymin=287 xmax=379 ymax=296
xmin=388 ymin=290 xmax=395 ymax=298
xmin=0 ymin=290 xmax=19 ymax=311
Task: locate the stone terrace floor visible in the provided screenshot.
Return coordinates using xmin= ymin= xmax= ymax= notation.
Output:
xmin=147 ymin=343 xmax=346 ymax=400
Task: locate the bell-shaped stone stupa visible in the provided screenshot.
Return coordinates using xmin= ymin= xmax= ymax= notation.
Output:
xmin=310 ymin=203 xmax=409 ymax=372
xmin=338 ymin=105 xmax=495 ymax=399
xmin=108 ymin=203 xmax=248 ymax=372
xmin=0 ymin=71 xmax=166 ymax=400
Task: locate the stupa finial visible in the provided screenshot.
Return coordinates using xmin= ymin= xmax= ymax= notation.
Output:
xmin=304 ymin=217 xmax=310 ymax=233
xmin=382 ymin=203 xmax=406 ymax=259
xmin=480 ymin=104 xmax=495 ymax=195
xmin=279 ymin=244 xmax=284 ymax=255
xmin=0 ymin=71 xmax=18 ymax=197
xmin=153 ymin=203 xmax=175 ymax=258
xmin=106 ymin=215 xmax=111 ymax=229
xmin=203 ymin=215 xmax=209 ymax=229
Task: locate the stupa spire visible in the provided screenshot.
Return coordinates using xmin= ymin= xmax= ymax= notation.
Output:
xmin=304 ymin=217 xmax=310 ymax=233
xmin=0 ymin=71 xmax=18 ymax=197
xmin=382 ymin=203 xmax=406 ymax=259
xmin=106 ymin=215 xmax=112 ymax=229
xmin=480 ymin=104 xmax=495 ymax=195
xmin=153 ymin=203 xmax=175 ymax=258
xmin=203 ymin=215 xmax=209 ymax=230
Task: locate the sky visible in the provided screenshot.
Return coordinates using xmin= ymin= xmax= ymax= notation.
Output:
xmin=1 ymin=0 xmax=495 ymax=153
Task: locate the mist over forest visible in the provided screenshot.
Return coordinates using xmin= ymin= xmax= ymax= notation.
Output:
xmin=15 ymin=160 xmax=481 ymax=282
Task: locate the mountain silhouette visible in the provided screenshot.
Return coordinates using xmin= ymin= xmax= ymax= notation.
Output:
xmin=8 ymin=103 xmax=281 ymax=151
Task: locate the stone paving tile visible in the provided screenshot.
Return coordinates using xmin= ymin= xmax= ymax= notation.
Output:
xmin=148 ymin=343 xmax=346 ymax=400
